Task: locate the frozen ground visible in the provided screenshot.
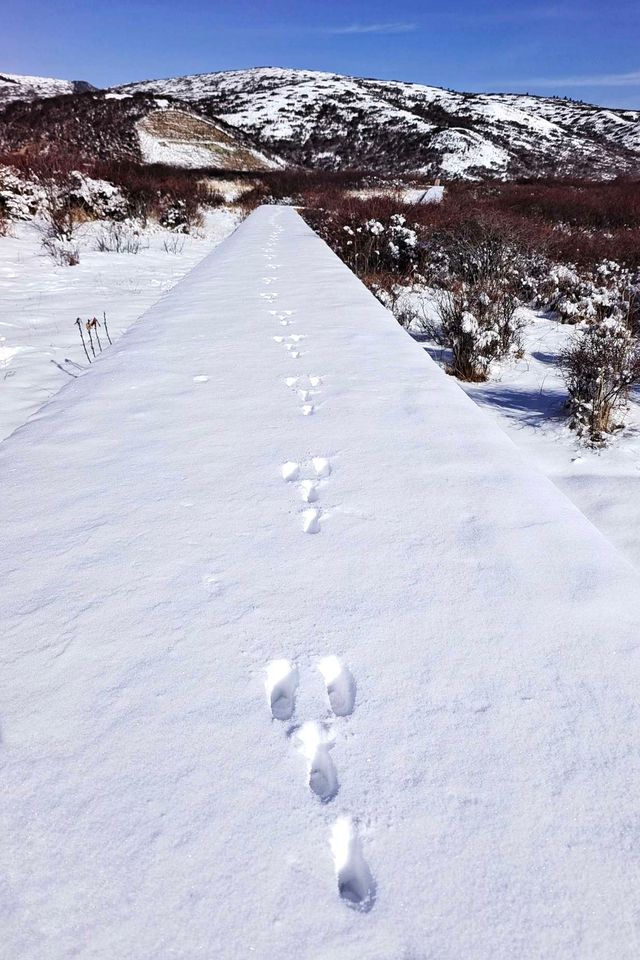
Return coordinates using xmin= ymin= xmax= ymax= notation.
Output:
xmin=414 ymin=299 xmax=640 ymax=568
xmin=2 ymin=206 xmax=640 ymax=959
xmin=0 ymin=208 xmax=239 ymax=441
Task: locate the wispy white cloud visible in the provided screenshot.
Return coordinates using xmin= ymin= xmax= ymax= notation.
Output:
xmin=509 ymin=70 xmax=640 ymax=88
xmin=323 ymin=22 xmax=418 ymax=36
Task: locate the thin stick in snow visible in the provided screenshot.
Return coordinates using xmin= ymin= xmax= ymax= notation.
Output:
xmin=85 ymin=320 xmax=96 ymax=359
xmin=103 ymin=311 xmax=112 ymax=345
xmin=75 ymin=318 xmax=92 ymax=364
xmin=91 ymin=318 xmax=102 ymax=353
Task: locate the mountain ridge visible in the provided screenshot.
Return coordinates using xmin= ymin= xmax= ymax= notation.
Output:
xmin=113 ymin=66 xmax=640 ymax=179
xmin=2 ymin=66 xmax=639 ymax=179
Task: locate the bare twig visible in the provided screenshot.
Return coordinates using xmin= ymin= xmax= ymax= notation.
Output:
xmin=90 ymin=317 xmax=102 ymax=353
xmin=85 ymin=320 xmax=96 ymax=358
xmin=75 ymin=318 xmax=92 ymax=363
xmin=103 ymin=311 xmax=112 ymax=345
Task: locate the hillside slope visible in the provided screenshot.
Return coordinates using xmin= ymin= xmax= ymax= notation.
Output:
xmin=0 ymin=72 xmax=94 ymax=107
xmin=0 ymin=89 xmax=280 ymax=170
xmin=117 ymin=67 xmax=640 ymax=179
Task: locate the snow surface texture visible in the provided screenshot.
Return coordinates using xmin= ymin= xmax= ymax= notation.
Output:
xmin=2 ymin=206 xmax=640 ymax=959
xmin=0 ymin=209 xmax=238 ymax=441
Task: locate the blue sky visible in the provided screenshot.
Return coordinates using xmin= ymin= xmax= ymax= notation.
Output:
xmin=3 ymin=0 xmax=639 ymax=108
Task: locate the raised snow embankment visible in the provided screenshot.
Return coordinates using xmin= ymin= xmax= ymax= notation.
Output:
xmin=2 ymin=206 xmax=640 ymax=960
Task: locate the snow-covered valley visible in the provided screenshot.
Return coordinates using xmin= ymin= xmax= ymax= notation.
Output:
xmin=2 ymin=206 xmax=640 ymax=959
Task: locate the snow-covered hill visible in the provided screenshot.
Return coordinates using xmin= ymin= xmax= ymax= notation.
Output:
xmin=3 ymin=66 xmax=639 ymax=178
xmin=0 ymin=89 xmax=281 ymax=170
xmin=0 ymin=72 xmax=94 ymax=107
xmin=116 ymin=67 xmax=640 ymax=179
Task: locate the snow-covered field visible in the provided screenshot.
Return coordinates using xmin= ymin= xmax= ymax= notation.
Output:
xmin=412 ymin=297 xmax=640 ymax=569
xmin=3 ymin=206 xmax=640 ymax=959
xmin=0 ymin=209 xmax=239 ymax=441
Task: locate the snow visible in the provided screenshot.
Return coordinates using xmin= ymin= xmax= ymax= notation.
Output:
xmin=408 ymin=291 xmax=640 ymax=569
xmin=137 ymin=126 xmax=227 ymax=168
xmin=2 ymin=206 xmax=640 ymax=958
xmin=431 ymin=128 xmax=510 ymax=176
xmin=0 ymin=209 xmax=239 ymax=441
xmin=458 ymin=309 xmax=640 ymax=569
xmin=0 ymin=72 xmax=75 ymax=105
xmin=136 ymin=111 xmax=280 ymax=170
xmin=350 ymin=185 xmax=445 ymax=204
xmin=404 ymin=185 xmax=445 ymax=204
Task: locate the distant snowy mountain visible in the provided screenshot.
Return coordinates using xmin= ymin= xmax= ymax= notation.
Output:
xmin=116 ymin=67 xmax=640 ymax=179
xmin=2 ymin=66 xmax=640 ymax=178
xmin=0 ymin=72 xmax=94 ymax=107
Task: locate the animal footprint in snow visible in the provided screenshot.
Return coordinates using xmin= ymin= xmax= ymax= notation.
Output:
xmin=330 ymin=818 xmax=375 ymax=912
xmin=312 ymin=457 xmax=331 ymax=478
xmin=319 ymin=656 xmax=356 ymax=717
xmin=294 ymin=722 xmax=339 ymax=803
xmin=285 ymin=377 xmax=299 ymax=387
xmin=273 ymin=336 xmax=285 ymax=343
xmin=266 ymin=659 xmax=299 ymax=721
xmin=302 ymin=508 xmax=321 ymax=534
xmin=281 ymin=461 xmax=300 ymax=482
xmin=260 ymin=292 xmax=278 ymax=301
xmin=300 ymin=480 xmax=319 ymax=503
xmin=309 ymin=376 xmax=322 ymax=388
xmin=301 ymin=404 xmax=315 ymax=416
xmin=290 ymin=352 xmax=300 ymax=360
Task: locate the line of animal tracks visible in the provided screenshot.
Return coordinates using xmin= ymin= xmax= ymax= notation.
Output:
xmin=261 ymin=215 xmax=375 ymax=913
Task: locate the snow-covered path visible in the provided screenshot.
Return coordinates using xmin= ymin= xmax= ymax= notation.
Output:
xmin=2 ymin=206 xmax=640 ymax=959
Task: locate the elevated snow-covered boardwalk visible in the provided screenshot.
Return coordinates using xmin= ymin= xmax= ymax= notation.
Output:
xmin=2 ymin=207 xmax=640 ymax=959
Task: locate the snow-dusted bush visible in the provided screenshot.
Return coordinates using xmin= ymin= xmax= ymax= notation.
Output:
xmin=433 ymin=280 xmax=522 ymax=381
xmin=67 ymin=172 xmax=127 ymax=220
xmin=417 ymin=221 xmax=525 ymax=379
xmin=0 ymin=166 xmax=46 ymax=221
xmin=39 ymin=174 xmax=81 ymax=243
xmin=331 ymin=214 xmax=420 ymax=278
xmin=41 ymin=233 xmax=80 ymax=267
xmin=162 ymin=233 xmax=186 ymax=255
xmin=529 ymin=259 xmax=640 ymax=327
xmin=96 ymin=220 xmax=144 ymax=254
xmin=560 ymin=316 xmax=640 ymax=443
xmin=158 ymin=197 xmax=202 ymax=234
